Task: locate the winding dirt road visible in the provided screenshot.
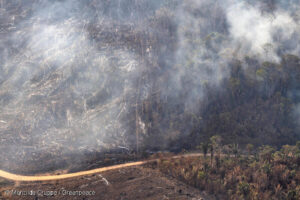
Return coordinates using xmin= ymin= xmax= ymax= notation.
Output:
xmin=0 ymin=153 xmax=203 ymax=182
xmin=0 ymin=161 xmax=147 ymax=182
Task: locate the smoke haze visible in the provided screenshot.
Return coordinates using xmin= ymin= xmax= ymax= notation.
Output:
xmin=0 ymin=0 xmax=300 ymax=173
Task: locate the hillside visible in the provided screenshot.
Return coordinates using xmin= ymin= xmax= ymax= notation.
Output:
xmin=1 ymin=0 xmax=300 ymax=189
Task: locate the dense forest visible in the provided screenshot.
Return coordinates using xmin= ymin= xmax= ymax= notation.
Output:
xmin=170 ymin=54 xmax=300 ymax=150
xmin=132 ymin=0 xmax=300 ymax=151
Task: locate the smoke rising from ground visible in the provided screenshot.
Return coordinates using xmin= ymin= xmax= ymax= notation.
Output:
xmin=0 ymin=0 xmax=149 ymax=171
xmin=0 ymin=0 xmax=300 ymax=172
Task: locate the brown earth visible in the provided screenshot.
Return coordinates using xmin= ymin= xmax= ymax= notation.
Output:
xmin=0 ymin=165 xmax=211 ymax=200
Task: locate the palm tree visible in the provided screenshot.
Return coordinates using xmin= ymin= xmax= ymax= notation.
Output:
xmin=259 ymin=145 xmax=275 ymax=163
xmin=232 ymin=143 xmax=239 ymax=158
xmin=246 ymin=143 xmax=254 ymax=158
xmin=200 ymin=142 xmax=209 ymax=159
xmin=210 ymin=135 xmax=221 ymax=166
xmin=210 ymin=143 xmax=214 ymax=166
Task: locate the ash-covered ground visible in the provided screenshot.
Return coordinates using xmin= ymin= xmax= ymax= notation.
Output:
xmin=0 ymin=0 xmax=162 ymax=173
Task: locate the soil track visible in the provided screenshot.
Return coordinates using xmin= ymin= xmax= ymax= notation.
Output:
xmin=0 ymin=161 xmax=147 ymax=182
xmin=0 ymin=153 xmax=203 ymax=182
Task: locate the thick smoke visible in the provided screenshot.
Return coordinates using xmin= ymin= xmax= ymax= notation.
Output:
xmin=0 ymin=0 xmax=152 ymax=171
xmin=0 ymin=0 xmax=300 ymax=172
xmin=167 ymin=0 xmax=300 ymax=110
xmin=144 ymin=0 xmax=300 ymax=149
xmin=226 ymin=0 xmax=300 ymax=61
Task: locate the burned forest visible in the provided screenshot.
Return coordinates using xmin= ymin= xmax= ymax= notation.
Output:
xmin=0 ymin=1 xmax=300 ymax=199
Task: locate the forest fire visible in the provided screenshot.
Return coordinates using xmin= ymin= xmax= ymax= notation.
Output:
xmin=1 ymin=0 xmax=300 ymax=199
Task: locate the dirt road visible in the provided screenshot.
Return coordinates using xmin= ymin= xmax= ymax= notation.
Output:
xmin=0 ymin=153 xmax=203 ymax=182
xmin=0 ymin=161 xmax=146 ymax=182
xmin=0 ymin=153 xmax=212 ymax=199
xmin=1 ymin=165 xmax=211 ymax=200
